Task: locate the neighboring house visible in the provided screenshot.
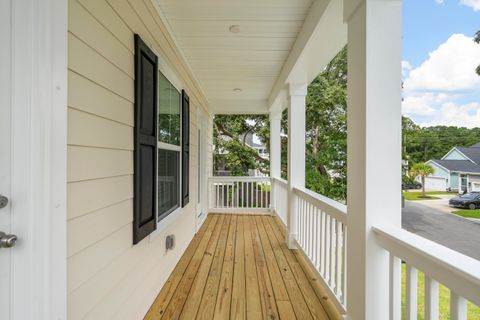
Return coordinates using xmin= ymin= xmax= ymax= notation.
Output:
xmin=426 ymin=142 xmax=480 ymax=192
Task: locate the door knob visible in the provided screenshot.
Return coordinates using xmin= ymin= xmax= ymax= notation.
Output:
xmin=0 ymin=194 xmax=8 ymax=209
xmin=0 ymin=231 xmax=17 ymax=248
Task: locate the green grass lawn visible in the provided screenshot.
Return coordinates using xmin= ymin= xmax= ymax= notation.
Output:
xmin=452 ymin=209 xmax=480 ymax=218
xmin=402 ymin=191 xmax=451 ymax=201
xmin=401 ymin=264 xmax=480 ymax=319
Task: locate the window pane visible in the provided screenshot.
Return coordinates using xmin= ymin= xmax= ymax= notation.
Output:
xmin=158 ymin=149 xmax=180 ymax=220
xmin=158 ymin=72 xmax=180 ymax=146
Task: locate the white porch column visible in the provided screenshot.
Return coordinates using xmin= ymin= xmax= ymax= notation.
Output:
xmin=345 ymin=0 xmax=402 ymax=319
xmin=270 ymin=111 xmax=282 ymax=179
xmin=287 ymin=83 xmax=307 ymax=248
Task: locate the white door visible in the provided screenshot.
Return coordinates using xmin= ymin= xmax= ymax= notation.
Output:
xmin=423 ymin=176 xmax=447 ymax=191
xmin=196 ymin=112 xmax=207 ymax=230
xmin=0 ymin=1 xmax=67 ymax=318
xmin=0 ymin=2 xmax=15 ymax=317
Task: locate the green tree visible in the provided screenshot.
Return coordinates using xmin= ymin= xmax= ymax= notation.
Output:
xmin=475 ymin=30 xmax=480 ymax=76
xmin=213 ymin=114 xmax=269 ymax=176
xmin=410 ymin=163 xmax=434 ymax=198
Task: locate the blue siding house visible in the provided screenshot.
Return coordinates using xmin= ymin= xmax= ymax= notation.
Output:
xmin=426 ymin=142 xmax=480 ymax=192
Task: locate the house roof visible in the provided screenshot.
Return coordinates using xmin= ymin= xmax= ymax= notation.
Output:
xmin=456 ymin=147 xmax=480 ymax=164
xmin=469 ymin=142 xmax=480 ymax=148
xmin=431 ymin=159 xmax=480 ymax=174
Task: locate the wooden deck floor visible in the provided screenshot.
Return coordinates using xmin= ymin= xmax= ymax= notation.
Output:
xmin=145 ymin=214 xmax=339 ymax=320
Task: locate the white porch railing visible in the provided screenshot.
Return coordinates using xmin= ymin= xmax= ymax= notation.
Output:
xmin=271 ymin=177 xmax=288 ymax=225
xmin=375 ymin=225 xmax=480 ymax=320
xmin=208 ymin=176 xmax=271 ymax=212
xmin=292 ymin=186 xmax=348 ymax=312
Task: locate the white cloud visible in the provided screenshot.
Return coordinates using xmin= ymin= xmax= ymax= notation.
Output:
xmin=403 ymin=34 xmax=480 ymax=92
xmin=421 ymin=101 xmax=480 ymax=128
xmin=402 ymin=92 xmax=451 ymax=117
xmin=459 ymin=0 xmax=480 ymax=11
xmin=435 ymin=0 xmax=444 ymax=4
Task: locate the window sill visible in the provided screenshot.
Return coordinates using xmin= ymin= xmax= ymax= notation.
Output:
xmin=149 ymin=206 xmax=184 ymax=242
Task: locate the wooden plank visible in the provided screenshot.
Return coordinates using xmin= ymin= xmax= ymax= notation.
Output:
xmin=249 ymin=215 xmax=280 ymax=319
xmin=144 ymin=215 xmax=218 ymax=320
xmin=230 ymin=215 xmax=246 ymax=319
xmin=259 ymin=216 xmax=312 ymax=320
xmin=270 ymin=216 xmax=339 ymax=320
xmin=196 ymin=216 xmax=231 ymax=320
xmin=254 ymin=216 xmax=289 ymax=301
xmin=213 ymin=215 xmax=237 ymax=319
xmin=277 ymin=301 xmax=297 ymax=320
xmin=179 ymin=215 xmax=226 ymax=319
xmin=243 ymin=215 xmax=262 ymax=320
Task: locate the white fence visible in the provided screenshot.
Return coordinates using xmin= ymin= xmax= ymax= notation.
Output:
xmin=272 ymin=177 xmax=288 ymax=225
xmin=208 ymin=176 xmax=271 ymax=212
xmin=375 ymin=225 xmax=480 ymax=320
xmin=293 ymin=186 xmax=348 ymax=312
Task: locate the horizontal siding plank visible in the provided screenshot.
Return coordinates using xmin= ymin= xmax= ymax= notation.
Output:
xmin=68 ymin=199 xmax=133 ymax=256
xmin=68 ymin=32 xmax=134 ymax=102
xmin=67 ymin=175 xmax=133 ymax=219
xmin=80 ymin=220 xmax=195 ymax=320
xmin=68 ymin=228 xmax=148 ymax=320
xmin=77 ymin=0 xmax=134 ymax=52
xmin=68 ymin=108 xmax=133 ymax=150
xmin=69 ymin=0 xmax=134 ymax=77
xmin=68 ymin=223 xmax=131 ymax=293
xmin=67 ymin=146 xmax=133 ymax=182
xmin=68 ymin=71 xmax=133 ymax=126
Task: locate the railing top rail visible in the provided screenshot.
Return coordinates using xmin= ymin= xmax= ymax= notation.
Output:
xmin=293 ymin=186 xmax=347 ymax=224
xmin=271 ymin=176 xmax=288 ymax=185
xmin=208 ymin=176 xmax=270 ymax=182
xmin=374 ymin=224 xmax=480 ymax=306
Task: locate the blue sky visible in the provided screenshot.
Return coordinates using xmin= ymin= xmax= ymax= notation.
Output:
xmin=402 ymin=0 xmax=480 ymax=127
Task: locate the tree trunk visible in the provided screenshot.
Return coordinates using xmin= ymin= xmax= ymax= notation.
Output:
xmin=421 ymin=176 xmax=426 ymax=197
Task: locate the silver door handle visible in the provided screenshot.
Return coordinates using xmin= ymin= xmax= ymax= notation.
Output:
xmin=0 ymin=231 xmax=17 ymax=248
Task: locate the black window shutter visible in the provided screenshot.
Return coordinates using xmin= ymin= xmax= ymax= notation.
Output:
xmin=181 ymin=90 xmax=190 ymax=207
xmin=133 ymin=34 xmax=158 ymax=244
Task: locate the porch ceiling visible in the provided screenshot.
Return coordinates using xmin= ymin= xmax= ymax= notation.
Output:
xmin=155 ymin=0 xmax=313 ymax=114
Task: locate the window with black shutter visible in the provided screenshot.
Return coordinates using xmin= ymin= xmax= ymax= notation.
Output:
xmin=181 ymin=90 xmax=190 ymax=207
xmin=157 ymin=73 xmax=181 ymax=221
xmin=133 ymin=34 xmax=158 ymax=244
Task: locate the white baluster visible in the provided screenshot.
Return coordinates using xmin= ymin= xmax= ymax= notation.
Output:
xmin=389 ymin=255 xmax=401 ymax=320
xmin=450 ymin=293 xmax=467 ymax=320
xmin=406 ymin=264 xmax=418 ymax=320
xmin=424 ymin=276 xmax=439 ymax=320
xmin=325 ymin=215 xmax=331 ymax=283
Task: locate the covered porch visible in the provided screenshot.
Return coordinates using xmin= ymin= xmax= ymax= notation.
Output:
xmin=148 ymin=0 xmax=480 ymax=318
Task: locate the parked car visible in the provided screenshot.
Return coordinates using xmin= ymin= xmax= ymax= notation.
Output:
xmin=402 ymin=181 xmax=422 ymax=190
xmin=449 ymin=192 xmax=480 ymax=210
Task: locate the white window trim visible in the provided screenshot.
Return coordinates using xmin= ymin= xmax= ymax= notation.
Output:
xmin=154 ymin=66 xmax=184 ymax=236
xmin=158 ymin=141 xmax=181 ymax=152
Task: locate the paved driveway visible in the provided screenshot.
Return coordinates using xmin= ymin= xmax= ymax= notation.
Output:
xmin=402 ymin=200 xmax=480 ymax=261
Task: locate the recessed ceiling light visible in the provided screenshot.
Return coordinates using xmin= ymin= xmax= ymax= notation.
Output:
xmin=233 ymin=88 xmax=242 ymax=93
xmin=229 ymin=25 xmax=240 ymax=33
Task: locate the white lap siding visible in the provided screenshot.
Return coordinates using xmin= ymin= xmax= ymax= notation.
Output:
xmin=67 ymin=0 xmax=209 ymax=318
